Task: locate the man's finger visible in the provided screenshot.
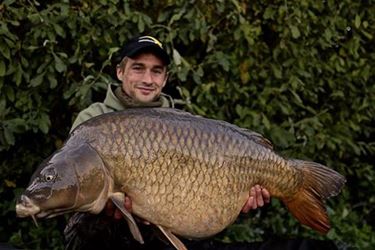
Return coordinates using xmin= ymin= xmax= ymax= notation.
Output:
xmin=255 ymin=185 xmax=264 ymax=207
xmin=250 ymin=186 xmax=258 ymax=209
xmin=114 ymin=209 xmax=123 ymax=220
xmin=261 ymin=188 xmax=271 ymax=203
xmin=142 ymin=220 xmax=151 ymax=225
xmin=241 ymin=196 xmax=254 ymax=213
xmin=124 ymin=196 xmax=132 ymax=212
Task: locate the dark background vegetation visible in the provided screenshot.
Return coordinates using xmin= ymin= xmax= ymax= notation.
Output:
xmin=0 ymin=0 xmax=374 ymax=249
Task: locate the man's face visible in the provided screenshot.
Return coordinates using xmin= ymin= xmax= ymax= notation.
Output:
xmin=117 ymin=53 xmax=168 ymax=103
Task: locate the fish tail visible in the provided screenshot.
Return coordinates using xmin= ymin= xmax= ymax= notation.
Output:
xmin=282 ymin=159 xmax=346 ymax=234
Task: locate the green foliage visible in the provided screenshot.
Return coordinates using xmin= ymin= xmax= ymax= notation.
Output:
xmin=1 ymin=0 xmax=374 ymax=249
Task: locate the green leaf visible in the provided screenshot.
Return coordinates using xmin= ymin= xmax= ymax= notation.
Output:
xmin=172 ymin=49 xmax=182 ymax=66
xmin=355 ymin=15 xmax=361 ymax=29
xmin=0 ymin=60 xmax=6 ymax=76
xmin=271 ymin=64 xmax=282 ymax=79
xmin=108 ymin=47 xmax=120 ymax=58
xmin=137 ymin=18 xmax=145 ymax=32
xmin=5 ymin=85 xmax=15 ymax=101
xmin=48 ymin=74 xmax=58 ymax=89
xmin=290 ymin=25 xmax=301 ymax=39
xmin=157 ymin=10 xmax=169 ymax=22
xmin=21 ymin=57 xmax=29 ymax=68
xmin=3 ymin=0 xmax=17 ymax=5
xmin=30 ymin=73 xmax=44 ymax=87
xmin=290 ymin=90 xmax=303 ymax=104
xmin=3 ymin=127 xmax=15 ymax=146
xmin=53 ymin=53 xmax=67 ymax=73
xmin=192 ymin=71 xmax=201 ymax=84
xmin=263 ymin=7 xmax=275 ymax=20
xmin=52 ymin=23 xmax=65 ymax=37
xmin=14 ymin=64 xmax=23 ymax=86
xmin=361 ymin=30 xmax=373 ymax=39
xmin=0 ymin=42 xmax=11 ymax=60
xmin=38 ymin=113 xmax=51 ymax=134
xmin=262 ymin=113 xmax=271 ymax=129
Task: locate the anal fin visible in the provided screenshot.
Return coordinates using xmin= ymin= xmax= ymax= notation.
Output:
xmin=109 ymin=192 xmax=144 ymax=244
xmin=156 ymin=225 xmax=187 ymax=250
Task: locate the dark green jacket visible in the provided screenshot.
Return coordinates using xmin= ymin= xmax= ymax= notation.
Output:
xmin=70 ymin=83 xmax=174 ymax=132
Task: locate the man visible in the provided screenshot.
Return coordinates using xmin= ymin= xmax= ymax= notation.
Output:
xmin=64 ymin=35 xmax=270 ymax=249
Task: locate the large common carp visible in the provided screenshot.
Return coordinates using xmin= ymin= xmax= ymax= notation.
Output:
xmin=16 ymin=108 xmax=345 ymax=249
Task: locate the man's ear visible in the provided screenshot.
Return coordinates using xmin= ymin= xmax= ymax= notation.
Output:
xmin=116 ymin=58 xmax=128 ymax=81
xmin=162 ymin=72 xmax=169 ymax=88
xmin=116 ymin=65 xmax=123 ymax=81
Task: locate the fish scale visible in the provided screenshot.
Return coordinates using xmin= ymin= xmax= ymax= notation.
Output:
xmin=16 ymin=108 xmax=346 ymax=249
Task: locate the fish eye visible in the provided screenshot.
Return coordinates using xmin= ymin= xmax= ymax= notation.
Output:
xmin=41 ymin=167 xmax=56 ymax=182
xmin=45 ymin=174 xmax=55 ymax=182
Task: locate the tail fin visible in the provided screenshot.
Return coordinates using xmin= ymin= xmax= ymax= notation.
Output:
xmin=282 ymin=160 xmax=346 ymax=234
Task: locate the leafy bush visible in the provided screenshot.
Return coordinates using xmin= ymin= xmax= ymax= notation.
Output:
xmin=1 ymin=0 xmax=374 ymax=249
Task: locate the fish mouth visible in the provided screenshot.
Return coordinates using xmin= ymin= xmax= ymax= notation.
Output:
xmin=16 ymin=195 xmax=41 ymax=218
xmin=16 ymin=195 xmax=64 ymax=219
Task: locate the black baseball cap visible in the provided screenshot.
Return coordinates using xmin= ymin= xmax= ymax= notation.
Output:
xmin=118 ymin=35 xmax=170 ymax=65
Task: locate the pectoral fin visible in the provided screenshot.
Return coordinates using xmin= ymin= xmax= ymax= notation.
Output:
xmin=109 ymin=192 xmax=144 ymax=244
xmin=156 ymin=225 xmax=187 ymax=250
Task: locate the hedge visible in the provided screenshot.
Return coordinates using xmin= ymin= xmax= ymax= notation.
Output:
xmin=0 ymin=0 xmax=374 ymax=249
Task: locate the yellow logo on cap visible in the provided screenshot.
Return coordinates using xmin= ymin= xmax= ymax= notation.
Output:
xmin=138 ymin=36 xmax=163 ymax=48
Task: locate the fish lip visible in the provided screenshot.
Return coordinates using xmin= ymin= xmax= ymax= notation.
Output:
xmin=16 ymin=201 xmax=69 ymax=219
xmin=16 ymin=195 xmax=41 ymax=218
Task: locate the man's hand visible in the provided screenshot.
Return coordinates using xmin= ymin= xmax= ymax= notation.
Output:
xmin=241 ymin=185 xmax=271 ymax=213
xmin=105 ymin=196 xmax=132 ymax=220
xmin=106 ymin=196 xmax=150 ymax=224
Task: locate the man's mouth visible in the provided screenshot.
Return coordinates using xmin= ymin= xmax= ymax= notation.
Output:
xmin=137 ymin=87 xmax=155 ymax=95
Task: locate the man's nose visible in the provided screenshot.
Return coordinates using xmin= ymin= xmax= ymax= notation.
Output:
xmin=141 ymin=70 xmax=153 ymax=84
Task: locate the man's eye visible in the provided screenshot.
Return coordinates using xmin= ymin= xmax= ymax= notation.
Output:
xmin=132 ymin=66 xmax=143 ymax=71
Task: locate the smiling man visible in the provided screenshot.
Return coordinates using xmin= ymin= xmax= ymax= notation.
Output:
xmin=70 ymin=36 xmax=173 ymax=131
xmin=65 ymin=35 xmax=270 ymax=250
xmin=117 ymin=53 xmax=167 ymax=102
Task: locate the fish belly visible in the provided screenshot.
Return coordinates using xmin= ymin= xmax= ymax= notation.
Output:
xmin=120 ymin=153 xmax=251 ymax=238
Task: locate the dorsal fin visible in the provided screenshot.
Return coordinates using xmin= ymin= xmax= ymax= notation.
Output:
xmin=238 ymin=128 xmax=274 ymax=150
xmin=160 ymin=108 xmax=275 ymax=150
